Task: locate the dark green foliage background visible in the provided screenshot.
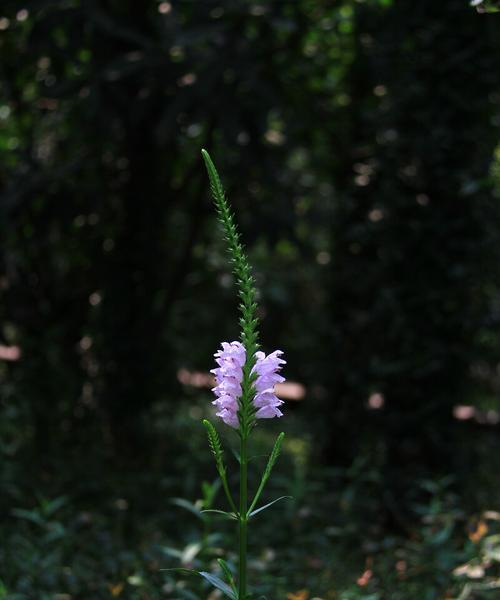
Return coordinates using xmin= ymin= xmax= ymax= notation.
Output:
xmin=1 ymin=0 xmax=500 ymax=598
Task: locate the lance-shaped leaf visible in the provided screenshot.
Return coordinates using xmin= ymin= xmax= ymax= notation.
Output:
xmin=200 ymin=509 xmax=238 ymax=520
xmin=247 ymin=432 xmax=285 ymax=517
xmin=248 ymin=496 xmax=292 ymax=519
xmin=199 ymin=571 xmax=237 ymax=600
xmin=161 ymin=568 xmax=237 ymax=600
xmin=203 ymin=419 xmax=238 ymax=513
xmin=218 ymin=558 xmax=237 ymax=595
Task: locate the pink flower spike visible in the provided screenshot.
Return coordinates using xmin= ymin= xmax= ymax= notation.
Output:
xmin=211 ymin=342 xmax=286 ymax=428
xmin=211 ymin=341 xmax=245 ymax=428
xmin=252 ymin=349 xmax=286 ymax=421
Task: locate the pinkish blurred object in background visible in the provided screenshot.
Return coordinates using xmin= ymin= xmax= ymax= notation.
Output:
xmin=0 ymin=345 xmax=21 ymax=361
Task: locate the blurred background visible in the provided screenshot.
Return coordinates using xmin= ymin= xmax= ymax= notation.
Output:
xmin=1 ymin=1 xmax=500 ymax=598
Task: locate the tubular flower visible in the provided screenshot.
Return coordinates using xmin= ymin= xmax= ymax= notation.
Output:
xmin=211 ymin=341 xmax=285 ymax=428
xmin=252 ymin=350 xmax=286 ymax=419
xmin=211 ymin=341 xmax=246 ymax=428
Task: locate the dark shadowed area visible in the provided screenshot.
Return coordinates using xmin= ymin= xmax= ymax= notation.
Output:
xmin=1 ymin=1 xmax=500 ymax=598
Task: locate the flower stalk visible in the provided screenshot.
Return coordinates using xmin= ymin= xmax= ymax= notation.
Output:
xmin=201 ymin=149 xmax=286 ymax=600
xmin=202 ymin=149 xmax=260 ymax=437
xmin=238 ymin=434 xmax=248 ymax=600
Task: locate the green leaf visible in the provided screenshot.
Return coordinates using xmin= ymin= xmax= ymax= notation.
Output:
xmin=41 ymin=496 xmax=67 ymax=516
xmin=161 ymin=567 xmax=237 ymax=599
xmin=203 ymin=420 xmax=238 ymax=514
xmin=200 ymin=509 xmax=238 ymax=520
xmin=265 ymin=432 xmax=285 ymax=474
xmin=247 ymin=432 xmax=285 ymax=515
xmin=203 ymin=420 xmax=226 ymax=476
xmin=11 ymin=509 xmax=45 ymax=526
xmin=248 ymin=496 xmax=292 ymax=518
xmin=199 ymin=571 xmax=237 ymax=600
xmin=217 ymin=559 xmax=237 ymax=594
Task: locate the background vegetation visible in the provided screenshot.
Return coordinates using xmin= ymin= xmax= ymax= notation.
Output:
xmin=1 ymin=1 xmax=500 ymax=598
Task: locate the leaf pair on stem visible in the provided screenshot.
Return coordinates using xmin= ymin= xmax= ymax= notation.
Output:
xmin=203 ymin=419 xmax=286 ymax=521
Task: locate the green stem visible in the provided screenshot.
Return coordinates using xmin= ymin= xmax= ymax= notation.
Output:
xmin=238 ymin=433 xmax=248 ymax=600
xmin=221 ymin=474 xmax=238 ymax=515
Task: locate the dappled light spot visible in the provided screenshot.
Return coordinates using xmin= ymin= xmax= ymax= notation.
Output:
xmin=468 ymin=519 xmax=488 ymax=543
xmin=373 ymin=84 xmax=387 ymax=97
xmin=287 ymin=590 xmax=309 ymax=600
xmin=37 ymin=56 xmax=50 ymax=69
xmin=416 ymin=193 xmax=430 ymax=206
xmin=356 ymin=568 xmax=372 ymax=587
xmin=377 ymin=128 xmax=398 ymax=143
xmin=368 ymin=209 xmax=384 ymax=222
xmin=114 ymin=498 xmax=128 ymax=511
xmin=103 ymin=239 xmax=115 ymax=252
xmin=368 ymin=392 xmax=384 ymax=409
xmin=177 ymin=73 xmax=196 ymax=87
xmin=169 ymin=45 xmax=184 ymax=60
xmin=454 ymin=405 xmax=500 ymax=425
xmin=186 ymin=123 xmax=202 ymax=138
xmin=89 ymin=291 xmax=101 ymax=306
xmin=17 ymin=9 xmax=29 ymax=22
xmin=177 ymin=368 xmax=305 ymax=401
xmin=453 ymin=562 xmax=485 ymax=578
xmin=401 ymin=164 xmax=417 ymax=177
xmin=265 ymin=129 xmax=285 ymax=146
xmin=316 ymin=251 xmax=330 ymax=265
xmin=158 ymin=2 xmax=171 ymax=14
xmin=454 ymin=405 xmax=475 ymax=420
xmin=484 ymin=510 xmax=500 ymax=520
xmin=250 ymin=5 xmax=268 ymax=16
xmin=211 ymin=7 xmax=224 ymax=19
xmin=0 ymin=344 xmax=21 ymax=361
xmin=357 ymin=556 xmax=374 ymax=587
xmin=109 ymin=582 xmax=124 ymax=596
xmin=177 ymin=368 xmax=213 ymax=388
xmin=354 ymin=174 xmax=370 ymax=187
xmin=79 ymin=336 xmax=92 ymax=351
xmin=74 ymin=215 xmax=86 ymax=227
xmin=484 ymin=410 xmax=500 ymax=424
xmin=275 ymin=381 xmax=305 ymax=401
xmin=237 ymin=131 xmax=250 ymax=145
